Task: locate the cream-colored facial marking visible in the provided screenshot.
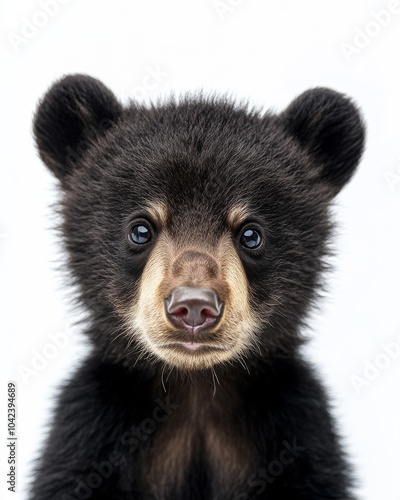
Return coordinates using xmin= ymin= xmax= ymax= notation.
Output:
xmin=227 ymin=203 xmax=251 ymax=229
xmin=146 ymin=200 xmax=168 ymax=226
xmin=123 ymin=207 xmax=261 ymax=371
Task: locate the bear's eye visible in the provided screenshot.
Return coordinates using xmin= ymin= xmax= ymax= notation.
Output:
xmin=240 ymin=228 xmax=262 ymax=249
xmin=129 ymin=223 xmax=152 ymax=245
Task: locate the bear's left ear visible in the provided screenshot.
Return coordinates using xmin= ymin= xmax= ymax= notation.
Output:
xmin=33 ymin=74 xmax=123 ymax=185
xmin=279 ymin=88 xmax=366 ymax=198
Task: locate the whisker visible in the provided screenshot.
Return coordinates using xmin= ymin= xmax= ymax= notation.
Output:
xmin=210 ymin=367 xmax=217 ymax=397
xmin=161 ymin=362 xmax=167 ymax=393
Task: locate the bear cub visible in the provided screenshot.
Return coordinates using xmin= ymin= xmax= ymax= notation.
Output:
xmin=30 ymin=75 xmax=365 ymax=500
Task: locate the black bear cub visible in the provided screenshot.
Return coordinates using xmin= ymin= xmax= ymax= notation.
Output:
xmin=30 ymin=75 xmax=365 ymax=500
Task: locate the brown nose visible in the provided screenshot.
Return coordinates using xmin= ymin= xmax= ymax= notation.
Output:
xmin=165 ymin=286 xmax=223 ymax=334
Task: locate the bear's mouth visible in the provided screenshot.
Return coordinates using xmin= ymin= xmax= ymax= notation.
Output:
xmin=159 ymin=342 xmax=233 ymax=354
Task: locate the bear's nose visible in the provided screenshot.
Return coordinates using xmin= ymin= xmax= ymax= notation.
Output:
xmin=165 ymin=286 xmax=223 ymax=334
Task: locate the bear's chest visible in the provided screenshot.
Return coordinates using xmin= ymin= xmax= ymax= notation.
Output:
xmin=139 ymin=385 xmax=257 ymax=498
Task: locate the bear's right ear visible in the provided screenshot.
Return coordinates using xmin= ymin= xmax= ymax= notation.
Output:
xmin=33 ymin=74 xmax=123 ymax=184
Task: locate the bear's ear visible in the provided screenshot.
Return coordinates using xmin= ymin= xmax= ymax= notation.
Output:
xmin=33 ymin=74 xmax=123 ymax=184
xmin=279 ymin=88 xmax=366 ymax=198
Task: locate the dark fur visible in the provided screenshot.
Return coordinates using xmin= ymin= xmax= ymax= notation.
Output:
xmin=30 ymin=74 xmax=365 ymax=500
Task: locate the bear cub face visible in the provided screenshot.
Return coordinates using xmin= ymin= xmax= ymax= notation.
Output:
xmin=34 ymin=75 xmax=365 ymax=372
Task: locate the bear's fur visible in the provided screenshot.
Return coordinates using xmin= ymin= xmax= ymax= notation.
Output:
xmin=30 ymin=74 xmax=365 ymax=500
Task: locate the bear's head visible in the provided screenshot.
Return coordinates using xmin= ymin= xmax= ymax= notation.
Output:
xmin=34 ymin=75 xmax=365 ymax=371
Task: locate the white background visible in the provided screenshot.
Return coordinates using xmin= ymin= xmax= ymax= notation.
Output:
xmin=1 ymin=1 xmax=400 ymax=499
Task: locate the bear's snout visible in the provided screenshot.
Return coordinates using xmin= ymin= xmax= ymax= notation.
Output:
xmin=165 ymin=286 xmax=223 ymax=334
